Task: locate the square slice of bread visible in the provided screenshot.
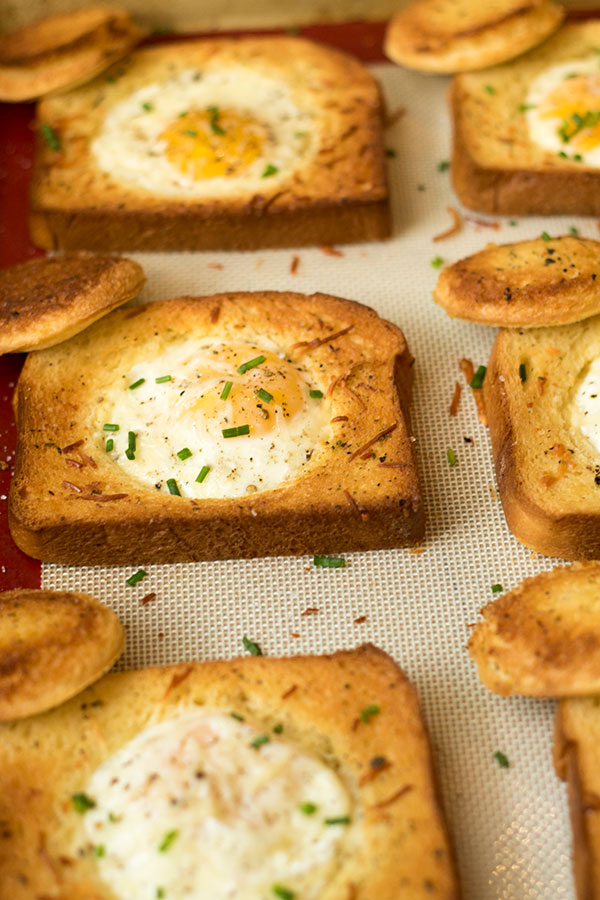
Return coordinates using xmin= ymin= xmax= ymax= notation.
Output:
xmin=451 ymin=21 xmax=600 ymax=215
xmin=9 ymin=291 xmax=423 ymax=564
xmin=484 ymin=316 xmax=600 ymax=560
xmin=0 ymin=644 xmax=459 ymax=900
xmin=29 ymin=36 xmax=390 ymax=252
xmin=554 ymin=696 xmax=600 ymax=900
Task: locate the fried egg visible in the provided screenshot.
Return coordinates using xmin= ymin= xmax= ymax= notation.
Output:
xmin=571 ymin=357 xmax=600 ymax=453
xmin=526 ymin=58 xmax=600 ymax=167
xmin=78 ymin=711 xmax=352 ymax=900
xmin=96 ymin=337 xmax=330 ymax=499
xmin=92 ymin=67 xmax=314 ymax=196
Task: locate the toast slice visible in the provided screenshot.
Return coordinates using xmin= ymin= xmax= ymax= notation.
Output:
xmin=29 ymin=37 xmax=390 ymax=252
xmin=9 ymin=291 xmax=423 ymax=565
xmin=451 ymin=21 xmax=600 ymax=215
xmin=554 ymin=697 xmax=600 ymax=900
xmin=484 ymin=316 xmax=600 ymax=559
xmin=0 ymin=644 xmax=459 ymax=900
xmin=469 ymin=562 xmax=600 ymax=696
xmin=385 ymin=0 xmax=564 ymax=74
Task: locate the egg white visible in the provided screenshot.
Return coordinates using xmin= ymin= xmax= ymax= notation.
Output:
xmin=526 ymin=58 xmax=600 ymax=167
xmin=78 ymin=711 xmax=351 ymax=900
xmin=95 ymin=337 xmax=330 ymax=499
xmin=92 ymin=66 xmax=314 ymax=196
xmin=572 ymin=357 xmax=600 ymax=453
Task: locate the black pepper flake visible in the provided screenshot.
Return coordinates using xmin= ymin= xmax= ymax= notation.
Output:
xmin=503 ymin=287 xmax=512 ymax=301
xmin=544 ymin=258 xmax=556 ymax=265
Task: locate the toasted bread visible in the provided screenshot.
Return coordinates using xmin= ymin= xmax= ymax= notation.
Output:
xmin=29 ymin=37 xmax=390 ymax=252
xmin=0 ymin=588 xmax=124 ymax=720
xmin=554 ymin=696 xmax=600 ymax=900
xmin=0 ymin=253 xmax=145 ymax=354
xmin=0 ymin=644 xmax=459 ymax=900
xmin=484 ymin=316 xmax=600 ymax=559
xmin=0 ymin=6 xmax=145 ymax=102
xmin=451 ymin=21 xmax=600 ymax=215
xmin=384 ymin=0 xmax=564 ymax=74
xmin=9 ymin=291 xmax=423 ymax=565
xmin=434 ymin=236 xmax=600 ymax=327
xmin=469 ymin=562 xmax=600 ymax=696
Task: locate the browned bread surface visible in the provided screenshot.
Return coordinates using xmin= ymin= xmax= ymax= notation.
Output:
xmin=434 ymin=236 xmax=600 ymax=327
xmin=451 ymin=21 xmax=600 ymax=214
xmin=469 ymin=562 xmax=600 ymax=696
xmin=0 ymin=6 xmax=145 ymax=102
xmin=0 ymin=253 xmax=145 ymax=354
xmin=554 ymin=697 xmax=600 ymax=899
xmin=29 ymin=37 xmax=390 ymax=252
xmin=385 ymin=0 xmax=564 ymax=73
xmin=484 ymin=317 xmax=600 ymax=559
xmin=0 ymin=588 xmax=124 ymax=720
xmin=9 ymin=291 xmax=423 ymax=565
xmin=0 ymin=644 xmax=459 ymax=900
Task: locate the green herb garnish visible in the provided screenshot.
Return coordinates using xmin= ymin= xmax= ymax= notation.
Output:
xmin=518 ymin=103 xmax=536 ymax=113
xmin=195 ymin=465 xmax=210 ymax=483
xmin=166 ymin=478 xmax=181 ymax=496
xmin=491 ymin=583 xmax=503 ymax=593
xmin=519 ymin=363 xmax=527 ymax=382
xmin=313 ymin=555 xmax=345 ymax=568
xmin=262 ymin=164 xmax=278 ymax=178
xmin=569 ymin=226 xmax=579 ymax=236
xmin=272 ymin=887 xmax=295 ymax=900
xmin=72 ymin=792 xmax=96 ymax=813
xmin=385 ymin=148 xmax=396 ymax=158
xmin=158 ymin=830 xmax=179 ymax=852
xmin=324 ymin=816 xmax=351 ymax=825
xmin=541 ymin=231 xmax=551 ymax=241
xmin=207 ymin=105 xmax=225 ymax=135
xmin=155 ymin=375 xmax=172 ymax=384
xmin=125 ymin=431 xmax=136 ymax=460
xmin=251 ymin=734 xmax=270 ymax=749
xmin=469 ymin=365 xmax=486 ymax=389
xmin=299 ymin=802 xmax=317 ymax=815
xmin=141 ymin=102 xmax=153 ymax=112
xmin=185 ymin=129 xmax=198 ymax=137
xmin=484 ymin=84 xmax=496 ymax=95
xmin=105 ymin=438 xmax=114 ymax=452
xmin=273 ymin=723 xmax=284 ymax=734
xmin=220 ymin=380 xmax=233 ymax=400
xmin=242 ymin=636 xmax=263 ymax=656
xmin=231 ymin=711 xmax=245 ymax=721
xmin=177 ymin=447 xmax=192 ymax=460
xmin=40 ymin=123 xmax=61 ymax=151
xmin=309 ymin=389 xmax=323 ymax=398
xmin=494 ymin=750 xmax=510 ymax=768
xmin=94 ymin=845 xmax=106 ymax=858
xmin=257 ymin=388 xmax=273 ymax=403
xmin=237 ymin=355 xmax=266 ymax=375
xmin=157 ymin=890 xmax=165 ymax=900
xmin=126 ymin=569 xmax=147 ymax=586
xmin=129 ymin=378 xmax=145 ymax=390
xmin=431 ymin=256 xmax=444 ymax=269
xmin=103 ymin=423 xmax=119 ymax=431
xmin=360 ymin=704 xmax=380 ymax=723
xmin=509 ymin=220 xmax=517 ymax=226
xmin=437 ymin=160 xmax=450 ymax=172
xmin=447 ymin=448 xmax=457 ymax=467
xmin=222 ymin=425 xmax=250 ymax=438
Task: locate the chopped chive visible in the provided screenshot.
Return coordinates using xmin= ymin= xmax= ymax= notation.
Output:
xmin=129 ymin=378 xmax=145 ymax=390
xmin=273 ymin=723 xmax=284 ymax=734
xmin=237 ymin=355 xmax=266 ymax=375
xmin=158 ymin=830 xmax=179 ymax=852
xmin=72 ymin=792 xmax=96 ymax=813
xmin=242 ymin=636 xmax=263 ymax=656
xmin=141 ymin=102 xmax=153 ymax=112
xmin=125 ymin=431 xmax=136 ymax=460
xmin=558 ymin=150 xmax=568 ymax=159
xmin=103 ymin=423 xmax=120 ymax=432
xmin=166 ymin=478 xmax=181 ymax=496
xmin=385 ymin=148 xmax=396 ymax=158
xmin=324 ymin=816 xmax=351 ymax=825
xmin=569 ymin=226 xmax=579 ymax=236
xmin=518 ymin=103 xmax=536 ymax=112
xmin=519 ymin=363 xmax=527 ymax=383
xmin=431 ymin=256 xmax=444 ymax=269
xmin=360 ymin=704 xmax=380 ymax=723
xmin=272 ymin=887 xmax=295 ymax=900
xmin=94 ymin=845 xmax=105 ymax=858
xmin=574 ymin=154 xmax=583 ymax=162
xmin=309 ymin=389 xmax=324 ymax=398
xmin=178 ymin=111 xmax=188 ymax=118
xmin=257 ymin=388 xmax=273 ymax=403
xmin=446 ymin=448 xmax=457 ymax=467
xmin=469 ymin=365 xmax=486 ymax=389
xmin=251 ymin=734 xmax=270 ymax=749
xmin=207 ymin=105 xmax=225 ymax=136
xmin=222 ymin=425 xmax=250 ymax=438
xmin=313 ymin=555 xmax=345 ymax=568
xmin=494 ymin=750 xmax=510 ymax=768
xmin=220 ymin=381 xmax=233 ymax=400
xmin=484 ymin=84 xmax=496 ymax=95
xmin=157 ymin=890 xmax=165 ymax=900
xmin=196 ymin=465 xmax=210 ymax=483
xmin=299 ymin=802 xmax=318 ymax=815
xmin=126 ymin=568 xmax=147 ymax=586
xmin=295 ymin=130 xmax=307 ymax=137
xmin=541 ymin=231 xmax=551 ymax=241
xmin=155 ymin=375 xmax=172 ymax=384
xmin=108 ymin=811 xmax=120 ymax=823
xmin=491 ymin=583 xmax=503 ymax=593
xmin=437 ymin=160 xmax=450 ymax=172
xmin=105 ymin=438 xmax=114 ymax=452
xmin=509 ymin=220 xmax=517 ymax=226
xmin=177 ymin=447 xmax=192 ymax=460
xmin=40 ymin=123 xmax=61 ymax=151
xmin=185 ymin=129 xmax=198 ymax=137
xmin=262 ymin=164 xmax=278 ymax=178
xmin=231 ymin=711 xmax=245 ymax=721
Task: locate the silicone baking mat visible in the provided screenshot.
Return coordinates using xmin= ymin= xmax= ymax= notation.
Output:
xmin=1 ymin=25 xmax=596 ymax=900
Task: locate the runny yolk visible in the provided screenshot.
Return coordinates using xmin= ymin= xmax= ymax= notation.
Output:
xmin=541 ymin=74 xmax=600 ymax=151
xmin=159 ymin=107 xmax=267 ymax=179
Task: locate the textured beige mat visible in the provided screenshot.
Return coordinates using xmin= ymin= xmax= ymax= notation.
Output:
xmin=43 ymin=65 xmax=583 ymax=899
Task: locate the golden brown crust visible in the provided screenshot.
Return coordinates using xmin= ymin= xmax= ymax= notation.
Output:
xmin=0 ymin=253 xmax=145 ymax=354
xmin=29 ymin=37 xmax=390 ymax=252
xmin=0 ymin=588 xmax=124 ymax=720
xmin=0 ymin=6 xmax=145 ymax=102
xmin=451 ymin=22 xmax=600 ymax=215
xmin=484 ymin=319 xmax=600 ymax=559
xmin=469 ymin=562 xmax=600 ymax=697
xmin=9 ymin=291 xmax=423 ymax=564
xmin=434 ymin=236 xmax=600 ymax=328
xmin=0 ymin=645 xmax=459 ymax=900
xmin=384 ymin=0 xmax=563 ymax=74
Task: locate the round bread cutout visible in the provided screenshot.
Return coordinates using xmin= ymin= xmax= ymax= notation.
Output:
xmin=434 ymin=235 xmax=600 ymax=327
xmin=384 ymin=0 xmax=565 ymax=73
xmin=0 ymin=589 xmax=125 ymax=720
xmin=0 ymin=252 xmax=145 ymax=354
xmin=0 ymin=5 xmax=146 ymax=102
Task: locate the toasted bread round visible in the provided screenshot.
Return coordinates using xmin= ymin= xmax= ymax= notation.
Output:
xmin=0 ymin=588 xmax=124 ymax=720
xmin=434 ymin=236 xmax=600 ymax=327
xmin=384 ymin=0 xmax=565 ymax=74
xmin=0 ymin=253 xmax=145 ymax=354
xmin=469 ymin=563 xmax=600 ymax=697
xmin=0 ymin=6 xmax=145 ymax=102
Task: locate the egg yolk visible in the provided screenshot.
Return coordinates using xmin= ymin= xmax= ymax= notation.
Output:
xmin=190 ymin=343 xmax=307 ymax=436
xmin=541 ymin=74 xmax=600 ymax=152
xmin=159 ymin=107 xmax=267 ymax=179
